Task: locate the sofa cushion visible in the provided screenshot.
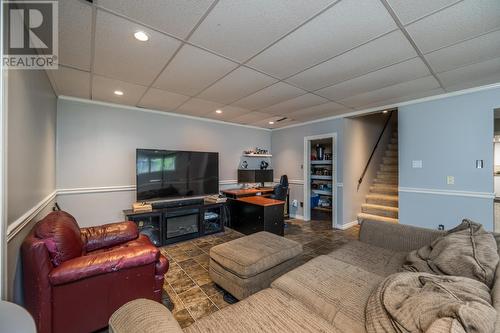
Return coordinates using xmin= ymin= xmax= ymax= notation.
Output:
xmin=271 ymin=255 xmax=383 ymax=333
xmin=210 ymin=232 xmax=302 ymax=278
xmin=326 ymin=240 xmax=407 ymax=277
xmin=184 ymin=288 xmax=337 ymax=333
xmin=35 ymin=211 xmax=84 ymax=266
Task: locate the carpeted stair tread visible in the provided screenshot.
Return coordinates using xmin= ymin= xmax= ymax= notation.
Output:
xmin=357 ymin=213 xmax=399 ymax=224
xmin=361 ymin=203 xmax=399 ymax=218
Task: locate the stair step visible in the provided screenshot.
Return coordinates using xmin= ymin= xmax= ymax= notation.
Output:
xmin=380 ymin=164 xmax=398 ymax=172
xmin=366 ymin=194 xmax=398 ymax=207
xmin=387 ymin=144 xmax=398 ymax=151
xmin=382 ymin=157 xmax=398 ymax=165
xmin=370 ymin=184 xmax=398 ymax=195
xmin=361 ymin=204 xmax=399 ymax=218
xmin=358 ymin=213 xmax=399 ymax=224
xmin=376 ymin=172 xmax=398 ymax=180
xmin=385 ymin=150 xmax=398 ymax=157
xmin=374 ymin=178 xmax=398 ymax=185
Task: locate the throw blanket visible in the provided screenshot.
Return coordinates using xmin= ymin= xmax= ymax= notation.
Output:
xmin=365 ymin=272 xmax=496 ymax=333
xmin=402 ymin=219 xmax=499 ymax=288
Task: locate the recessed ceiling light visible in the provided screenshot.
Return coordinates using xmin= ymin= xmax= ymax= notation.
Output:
xmin=134 ymin=31 xmax=149 ymax=42
xmin=215 ymin=109 xmax=223 ymax=114
xmin=268 ymin=121 xmax=274 ymax=125
xmin=382 ymin=110 xmax=388 ymax=114
xmin=114 ymin=90 xmax=124 ymax=96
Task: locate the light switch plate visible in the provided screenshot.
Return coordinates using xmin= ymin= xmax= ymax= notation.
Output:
xmin=412 ymin=160 xmax=423 ymax=168
xmin=447 ymin=176 xmax=455 ymax=185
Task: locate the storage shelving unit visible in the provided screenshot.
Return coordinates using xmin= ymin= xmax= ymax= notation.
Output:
xmin=310 ymin=138 xmax=334 ymax=220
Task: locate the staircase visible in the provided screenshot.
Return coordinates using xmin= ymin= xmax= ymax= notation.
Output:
xmin=357 ymin=130 xmax=399 ymax=224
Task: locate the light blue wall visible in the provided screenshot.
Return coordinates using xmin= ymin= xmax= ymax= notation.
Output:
xmin=399 ymin=87 xmax=499 ymax=231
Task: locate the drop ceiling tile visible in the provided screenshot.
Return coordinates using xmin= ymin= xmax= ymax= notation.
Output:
xmin=232 ymin=82 xmax=306 ymax=110
xmin=138 ymin=87 xmax=190 ymax=112
xmin=425 ymin=29 xmax=500 ymax=73
xmin=445 ymin=72 xmax=500 ymax=92
xmin=197 ymin=67 xmax=277 ymax=104
xmin=231 ymin=111 xmax=272 ymax=124
xmin=153 ymin=44 xmax=238 ymax=96
xmin=260 ymin=94 xmax=329 ymax=115
xmin=47 ymin=66 xmax=90 ymax=99
xmin=174 ymin=98 xmax=224 ymax=117
xmin=59 ymin=0 xmax=92 ymax=70
xmin=247 ymin=0 xmax=397 ymax=78
xmin=437 ymin=56 xmax=500 ymax=89
xmin=316 ymin=58 xmax=430 ymax=101
xmin=252 ymin=116 xmax=295 ymax=129
xmin=385 ymin=0 xmax=460 ymax=24
xmin=286 ymin=31 xmax=417 ymax=91
xmin=286 ymin=102 xmax=350 ymax=121
xmin=96 ymin=0 xmax=214 ymax=39
xmin=406 ymin=0 xmax=500 ymax=53
xmin=189 ymin=0 xmax=335 ymax=61
xmin=94 ymin=10 xmax=181 ymax=85
xmin=92 ymin=75 xmax=148 ymax=106
xmin=338 ymin=76 xmax=441 ymax=108
xmin=358 ymin=88 xmax=446 ymax=110
xmin=204 ymin=105 xmax=251 ymax=121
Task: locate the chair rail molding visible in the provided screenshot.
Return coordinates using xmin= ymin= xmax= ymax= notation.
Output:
xmin=398 ymin=187 xmax=495 ymax=199
xmin=7 ymin=190 xmax=57 ymax=242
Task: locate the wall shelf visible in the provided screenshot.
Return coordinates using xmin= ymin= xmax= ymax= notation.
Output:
xmin=310 ymin=175 xmax=332 ymax=180
xmin=311 ymin=160 xmax=332 ymax=165
xmin=312 ymin=189 xmax=332 ymax=196
xmin=243 ymin=154 xmax=272 ymax=157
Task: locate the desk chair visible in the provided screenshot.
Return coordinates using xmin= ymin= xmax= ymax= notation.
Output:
xmin=270 ymin=175 xmax=289 ymax=201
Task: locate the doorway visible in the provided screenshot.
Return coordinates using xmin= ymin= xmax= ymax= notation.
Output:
xmin=303 ymin=133 xmax=337 ymax=228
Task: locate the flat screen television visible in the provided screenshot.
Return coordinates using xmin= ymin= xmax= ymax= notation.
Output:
xmin=136 ymin=149 xmax=219 ymax=201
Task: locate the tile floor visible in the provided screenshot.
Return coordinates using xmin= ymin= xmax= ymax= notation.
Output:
xmin=159 ymin=219 xmax=360 ymax=329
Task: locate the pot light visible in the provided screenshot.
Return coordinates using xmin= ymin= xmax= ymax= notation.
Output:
xmin=268 ymin=121 xmax=274 ymax=125
xmin=114 ymin=90 xmax=124 ymax=96
xmin=382 ymin=110 xmax=388 ymax=114
xmin=215 ymin=109 xmax=223 ymax=114
xmin=134 ymin=31 xmax=149 ymax=42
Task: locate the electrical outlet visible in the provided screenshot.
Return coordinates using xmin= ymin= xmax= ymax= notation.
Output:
xmin=447 ymin=176 xmax=455 ymax=185
xmin=438 ymin=224 xmax=444 ymax=231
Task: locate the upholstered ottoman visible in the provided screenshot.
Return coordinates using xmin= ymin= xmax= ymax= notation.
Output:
xmin=209 ymin=231 xmax=303 ymax=300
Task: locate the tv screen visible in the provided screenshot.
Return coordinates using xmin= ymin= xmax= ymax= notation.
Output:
xmin=136 ymin=149 xmax=219 ymax=201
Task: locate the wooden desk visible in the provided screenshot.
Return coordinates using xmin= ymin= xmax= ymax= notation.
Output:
xmin=229 ymin=196 xmax=285 ymax=236
xmin=221 ymin=187 xmax=275 ymax=199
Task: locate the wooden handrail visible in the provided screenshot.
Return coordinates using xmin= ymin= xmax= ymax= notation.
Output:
xmin=357 ymin=111 xmax=394 ymax=191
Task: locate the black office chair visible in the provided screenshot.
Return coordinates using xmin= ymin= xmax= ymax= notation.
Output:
xmin=270 ymin=175 xmax=289 ymax=201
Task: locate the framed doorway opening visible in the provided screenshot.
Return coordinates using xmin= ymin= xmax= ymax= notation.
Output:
xmin=303 ymin=133 xmax=338 ymax=229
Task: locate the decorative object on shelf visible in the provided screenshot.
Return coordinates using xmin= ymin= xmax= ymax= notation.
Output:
xmin=324 ymin=153 xmax=332 ymax=160
xmin=241 ymin=160 xmax=248 ymax=169
xmin=260 ymin=161 xmax=269 ymax=170
xmin=315 ymin=144 xmax=324 ymax=160
xmin=133 ymin=202 xmax=152 ymax=213
xmin=244 ymin=147 xmax=269 ymax=155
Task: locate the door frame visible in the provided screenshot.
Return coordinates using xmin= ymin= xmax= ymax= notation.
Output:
xmin=0 ymin=1 xmax=6 ymax=300
xmin=303 ymin=133 xmax=338 ymax=229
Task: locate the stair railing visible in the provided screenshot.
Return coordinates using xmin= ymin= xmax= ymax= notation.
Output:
xmin=357 ymin=111 xmax=394 ymax=191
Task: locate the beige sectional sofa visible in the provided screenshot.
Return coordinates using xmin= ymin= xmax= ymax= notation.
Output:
xmin=109 ymin=221 xmax=500 ymax=333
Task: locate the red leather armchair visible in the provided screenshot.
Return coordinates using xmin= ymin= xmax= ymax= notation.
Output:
xmin=22 ymin=211 xmax=168 ymax=333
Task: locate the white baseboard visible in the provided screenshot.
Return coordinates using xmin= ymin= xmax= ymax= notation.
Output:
xmin=7 ymin=190 xmax=57 ymax=242
xmin=335 ymin=220 xmax=359 ymax=230
xmin=289 ymin=214 xmax=304 ymax=220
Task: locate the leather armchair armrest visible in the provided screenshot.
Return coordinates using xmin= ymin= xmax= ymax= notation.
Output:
xmin=81 ymin=221 xmax=138 ymax=252
xmin=49 ymin=245 xmax=159 ymax=286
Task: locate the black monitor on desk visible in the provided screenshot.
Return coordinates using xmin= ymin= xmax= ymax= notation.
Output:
xmin=238 ymin=169 xmax=273 ymax=186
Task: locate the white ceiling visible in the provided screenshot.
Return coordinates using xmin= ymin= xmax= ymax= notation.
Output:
xmin=49 ymin=0 xmax=500 ymax=129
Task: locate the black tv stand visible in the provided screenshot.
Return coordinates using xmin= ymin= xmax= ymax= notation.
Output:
xmin=124 ymin=199 xmax=227 ymax=246
xmin=151 ymin=198 xmax=204 ymax=209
